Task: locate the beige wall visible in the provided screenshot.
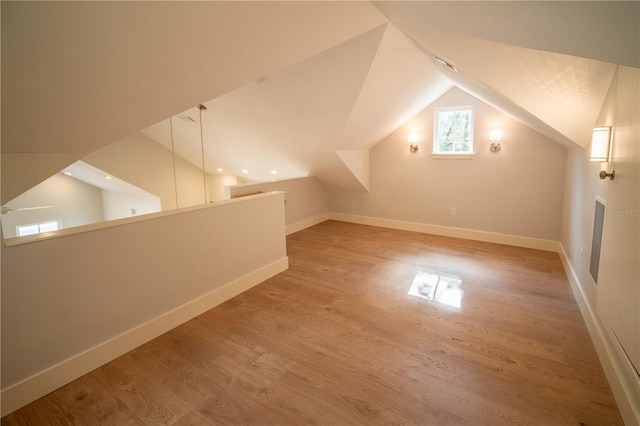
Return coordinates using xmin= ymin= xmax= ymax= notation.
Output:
xmin=561 ymin=66 xmax=640 ymax=423
xmin=1 ymin=193 xmax=288 ymax=414
xmin=330 ymin=87 xmax=567 ymax=241
xmin=209 ymin=173 xmax=238 ymax=202
xmin=229 ymin=176 xmax=329 ymax=233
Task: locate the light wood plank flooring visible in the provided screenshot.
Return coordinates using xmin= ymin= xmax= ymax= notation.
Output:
xmin=2 ymin=221 xmax=622 ymax=425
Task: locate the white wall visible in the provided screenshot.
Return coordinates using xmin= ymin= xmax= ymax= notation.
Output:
xmin=209 ymin=173 xmax=238 ymax=202
xmin=229 ymin=176 xmax=329 ymax=234
xmin=560 ymin=66 xmax=640 ymax=424
xmin=101 ymin=189 xmax=162 ymax=221
xmin=1 ymin=192 xmax=288 ymax=415
xmin=1 ymin=174 xmax=104 ymax=238
xmin=330 ymin=87 xmax=567 ymax=242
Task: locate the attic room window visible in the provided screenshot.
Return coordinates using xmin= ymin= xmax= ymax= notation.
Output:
xmin=433 ymin=106 xmax=474 ymax=156
xmin=16 ymin=220 xmax=60 ymax=237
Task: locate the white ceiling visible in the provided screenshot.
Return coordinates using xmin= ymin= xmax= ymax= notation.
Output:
xmin=140 ymin=23 xmax=453 ymax=186
xmin=2 ymin=1 xmax=638 ymax=201
xmin=61 ymin=161 xmax=154 ymax=195
xmin=374 ymin=1 xmax=639 ymax=68
xmin=403 ymin=26 xmax=618 ymax=147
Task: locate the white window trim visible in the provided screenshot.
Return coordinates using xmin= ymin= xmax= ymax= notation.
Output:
xmin=433 ymin=106 xmax=475 ymax=156
xmin=431 ymin=154 xmax=475 ymax=159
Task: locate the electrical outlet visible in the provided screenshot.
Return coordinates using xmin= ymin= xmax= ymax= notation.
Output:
xmin=450 ymin=207 xmax=456 ymax=217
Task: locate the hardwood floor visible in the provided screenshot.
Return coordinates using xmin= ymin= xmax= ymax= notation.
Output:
xmin=2 ymin=221 xmax=623 ymax=425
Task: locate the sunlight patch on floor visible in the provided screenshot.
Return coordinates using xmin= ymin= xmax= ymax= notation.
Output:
xmin=408 ymin=271 xmax=463 ymax=309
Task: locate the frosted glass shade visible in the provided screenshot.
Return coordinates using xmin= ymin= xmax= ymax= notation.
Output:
xmin=591 ymin=127 xmax=611 ymax=162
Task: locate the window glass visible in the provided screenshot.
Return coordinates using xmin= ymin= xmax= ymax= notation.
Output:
xmin=17 ymin=221 xmax=60 ymax=237
xmin=17 ymin=224 xmax=39 ymax=237
xmin=434 ymin=107 xmax=474 ymax=154
xmin=38 ymin=221 xmax=60 ymax=233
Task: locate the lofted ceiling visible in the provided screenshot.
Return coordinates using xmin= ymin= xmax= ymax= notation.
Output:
xmin=2 ymin=1 xmax=638 ymax=202
xmin=140 ymin=23 xmax=452 ymax=188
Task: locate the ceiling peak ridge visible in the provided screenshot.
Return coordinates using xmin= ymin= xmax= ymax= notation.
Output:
xmin=335 ymin=22 xmax=454 ymax=156
xmin=396 ymin=24 xmax=616 ymax=148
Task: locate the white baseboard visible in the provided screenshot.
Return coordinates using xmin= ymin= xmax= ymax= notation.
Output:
xmin=0 ymin=257 xmax=289 ymax=417
xmin=286 ymin=212 xmax=331 ymax=235
xmin=558 ymin=244 xmax=640 ymax=425
xmin=330 ymin=213 xmax=559 ymax=252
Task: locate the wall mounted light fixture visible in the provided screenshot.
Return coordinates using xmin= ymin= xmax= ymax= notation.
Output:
xmin=408 ymin=132 xmax=419 ymax=153
xmin=590 ymin=126 xmax=611 ymax=162
xmin=591 ymin=126 xmax=615 ymax=180
xmin=489 ymin=129 xmax=501 ymax=152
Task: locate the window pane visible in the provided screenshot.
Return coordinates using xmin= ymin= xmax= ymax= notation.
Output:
xmin=434 ymin=107 xmax=474 ymax=154
xmin=16 ymin=221 xmax=60 ymax=237
xmin=17 ymin=224 xmax=39 ymax=236
xmin=438 ymin=111 xmax=454 ymax=152
xmin=38 ymin=221 xmax=59 ymax=232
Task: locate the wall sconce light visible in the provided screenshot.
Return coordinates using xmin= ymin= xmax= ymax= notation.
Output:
xmin=590 ymin=126 xmax=611 ymax=162
xmin=408 ymin=132 xmax=419 ymax=153
xmin=489 ymin=129 xmax=501 ymax=152
xmin=591 ymin=127 xmax=615 ymax=180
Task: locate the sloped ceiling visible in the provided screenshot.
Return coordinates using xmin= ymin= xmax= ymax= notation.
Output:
xmin=141 ymin=23 xmax=452 ymax=189
xmin=142 ymin=24 xmax=392 ymax=188
xmin=374 ymin=1 xmax=639 ymax=68
xmin=2 ymin=1 xmax=638 ymax=203
xmin=403 ymin=26 xmax=617 ymax=147
xmin=1 ymin=1 xmax=388 ymax=201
